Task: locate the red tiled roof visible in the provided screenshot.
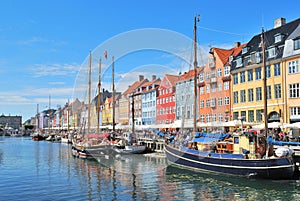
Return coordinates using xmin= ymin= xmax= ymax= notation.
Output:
xmin=122 ymin=79 xmax=148 ymax=95
xmin=212 ymin=43 xmax=246 ymax=65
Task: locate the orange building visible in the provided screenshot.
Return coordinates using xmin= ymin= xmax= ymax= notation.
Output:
xmin=198 ymin=43 xmax=244 ymax=130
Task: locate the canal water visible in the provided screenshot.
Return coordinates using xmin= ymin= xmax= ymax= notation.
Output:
xmin=0 ymin=136 xmax=299 ymax=201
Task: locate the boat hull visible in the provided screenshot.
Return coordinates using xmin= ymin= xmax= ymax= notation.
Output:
xmin=113 ymin=145 xmax=147 ymax=154
xmin=164 ymin=143 xmax=295 ymax=180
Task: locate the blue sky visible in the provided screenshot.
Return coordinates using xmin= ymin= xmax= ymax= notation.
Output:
xmin=0 ymin=0 xmax=299 ymax=122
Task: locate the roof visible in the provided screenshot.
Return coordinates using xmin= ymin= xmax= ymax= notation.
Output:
xmin=165 ymin=74 xmax=180 ymax=86
xmin=231 ymin=18 xmax=300 ymax=71
xmin=179 ymin=67 xmax=202 ymax=81
xmin=212 ymin=43 xmax=246 ymax=65
xmin=122 ymin=78 xmax=148 ymax=95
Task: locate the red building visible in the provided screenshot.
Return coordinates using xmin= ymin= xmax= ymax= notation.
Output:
xmin=156 ymin=74 xmax=180 ymax=125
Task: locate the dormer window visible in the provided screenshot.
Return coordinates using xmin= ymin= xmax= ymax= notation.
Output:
xmin=274 ymin=34 xmax=283 ymax=43
xmin=242 ymin=46 xmax=248 ymax=54
xmin=236 ymin=57 xmax=242 ymax=67
xmin=294 ymin=38 xmax=300 ymax=50
xmin=268 ymin=47 xmax=276 ymax=58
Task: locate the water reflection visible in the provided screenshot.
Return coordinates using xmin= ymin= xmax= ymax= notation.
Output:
xmin=165 ymin=165 xmax=300 ymax=201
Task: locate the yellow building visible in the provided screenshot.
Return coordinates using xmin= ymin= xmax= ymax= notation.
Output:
xmin=282 ymin=25 xmax=300 ymax=123
xmin=231 ymin=18 xmax=300 ymax=124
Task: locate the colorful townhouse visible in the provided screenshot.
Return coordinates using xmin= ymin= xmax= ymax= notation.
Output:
xmin=141 ymin=75 xmax=161 ymax=126
xmin=198 ymin=43 xmax=244 ymax=128
xmin=156 ymin=74 xmax=180 ymax=125
xmin=231 ymin=17 xmax=300 ymax=124
xmin=118 ymin=75 xmax=148 ymax=126
xmin=282 ymin=19 xmax=300 ymax=123
xmin=175 ymin=68 xmax=201 ymax=128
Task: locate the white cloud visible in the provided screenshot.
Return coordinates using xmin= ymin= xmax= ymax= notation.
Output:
xmin=31 ymin=63 xmax=81 ymax=77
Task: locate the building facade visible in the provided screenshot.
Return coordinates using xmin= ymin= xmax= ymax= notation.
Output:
xmin=231 ymin=18 xmax=300 ymax=124
xmin=156 ymin=74 xmax=179 ymax=125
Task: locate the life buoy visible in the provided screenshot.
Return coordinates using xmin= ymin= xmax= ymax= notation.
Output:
xmin=256 ymin=143 xmax=266 ymax=156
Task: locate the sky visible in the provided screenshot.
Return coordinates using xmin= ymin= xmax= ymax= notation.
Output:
xmin=0 ymin=0 xmax=299 ymax=123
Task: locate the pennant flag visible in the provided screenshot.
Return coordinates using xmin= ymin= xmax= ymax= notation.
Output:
xmin=104 ymin=50 xmax=107 ymax=59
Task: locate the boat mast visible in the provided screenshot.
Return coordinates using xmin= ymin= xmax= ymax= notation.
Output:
xmin=261 ymin=28 xmax=268 ymax=138
xmin=87 ymin=50 xmax=92 ymax=133
xmin=97 ymin=57 xmax=102 ymax=134
xmin=193 ymin=15 xmax=199 ymax=134
xmin=112 ymin=56 xmax=115 ymax=132
xmin=48 ymin=95 xmax=51 ymax=134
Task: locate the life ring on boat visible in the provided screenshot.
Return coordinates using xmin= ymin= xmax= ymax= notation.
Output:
xmin=256 ymin=143 xmax=266 ymax=156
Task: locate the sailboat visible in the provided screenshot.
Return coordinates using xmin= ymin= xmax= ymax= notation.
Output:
xmin=72 ymin=51 xmax=113 ymax=159
xmin=163 ymin=16 xmax=296 ymax=180
xmin=32 ymin=104 xmax=45 ymax=141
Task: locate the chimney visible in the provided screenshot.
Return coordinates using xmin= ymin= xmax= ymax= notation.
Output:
xmin=152 ymin=75 xmax=156 ymax=81
xmin=274 ymin=17 xmax=286 ymax=28
xmin=234 ymin=42 xmax=241 ymax=48
xmin=139 ymin=75 xmax=144 ymax=81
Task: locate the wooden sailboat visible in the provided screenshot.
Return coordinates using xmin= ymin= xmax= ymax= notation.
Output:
xmin=163 ymin=16 xmax=296 ymax=180
xmin=32 ymin=104 xmax=45 ymax=141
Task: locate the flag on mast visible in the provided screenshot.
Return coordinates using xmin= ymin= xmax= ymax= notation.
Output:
xmin=104 ymin=50 xmax=107 ymax=59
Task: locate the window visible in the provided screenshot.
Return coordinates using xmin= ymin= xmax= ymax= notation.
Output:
xmin=274 ymin=63 xmax=281 ymax=76
xmin=256 ymin=87 xmax=262 ymax=101
xmin=255 ymin=67 xmax=261 ymax=80
xmin=218 ymin=83 xmax=222 ymax=91
xmin=241 ymin=111 xmax=246 ymax=120
xmin=242 ymin=46 xmax=248 ymax=54
xmin=224 ymin=66 xmax=230 ymax=76
xmin=290 ymin=107 xmax=300 ymax=116
xmin=218 ymin=113 xmax=223 ymax=122
xmin=211 ymin=70 xmax=216 ymax=78
xmin=200 ymin=114 xmax=205 ymax=123
xmin=248 ymin=88 xmax=254 ymax=102
xmin=224 ymin=97 xmax=230 ymax=105
xmin=199 ymin=72 xmax=204 ymax=82
xmin=267 ymin=86 xmax=271 ymax=100
xmin=268 ymin=47 xmax=276 ymax=58
xmin=211 ymin=83 xmax=216 ymax=92
xmin=240 ymin=71 xmax=245 ymax=83
xmin=218 ymin=68 xmax=222 ymax=77
xmin=233 ymin=112 xmax=239 ymax=120
xmin=206 ymin=99 xmax=210 ymax=107
xmin=256 ymin=109 xmax=263 ymax=122
xmin=248 ymin=110 xmax=254 ymax=122
xmin=218 ymin=98 xmax=222 ymax=106
xmin=233 ymin=74 xmax=238 ymax=84
xmin=200 ymin=87 xmax=204 ymax=94
xmin=233 ymin=91 xmax=239 ymax=104
xmin=247 ymin=69 xmax=253 ymax=81
xmin=274 ymin=84 xmax=281 ymax=99
xmin=206 ymin=85 xmax=210 ymax=93
xmin=211 ymin=98 xmax=216 ymax=108
xmin=266 ymin=66 xmax=271 ymax=78
xmin=212 ymin=114 xmax=216 ymax=122
xmin=236 ymin=57 xmax=242 ymax=67
xmin=200 ymin=100 xmax=204 ymax=108
xmin=289 ymin=83 xmax=300 ymax=98
xmin=255 ymin=52 xmax=261 ymax=63
xmin=240 ymin=90 xmax=246 ymax=103
xmin=275 ymin=34 xmax=282 ymax=43
xmin=288 ymin=60 xmax=299 ymax=74
xmin=294 ymin=38 xmax=300 ymax=50
xmin=206 ymin=72 xmax=210 ymax=80
xmin=224 ymin=82 xmax=229 ymax=90
xmin=206 ymin=114 xmax=211 ymax=123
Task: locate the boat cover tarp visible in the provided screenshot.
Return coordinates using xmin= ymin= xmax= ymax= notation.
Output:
xmin=153 ymin=129 xmax=165 ymax=137
xmin=193 ymin=133 xmax=228 ymax=143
